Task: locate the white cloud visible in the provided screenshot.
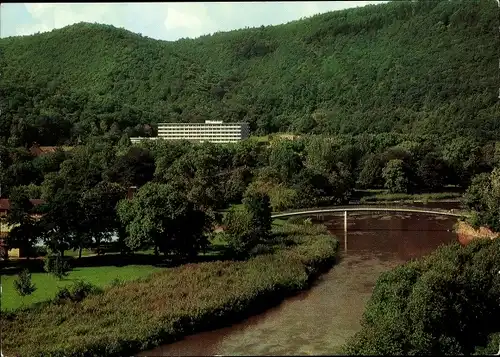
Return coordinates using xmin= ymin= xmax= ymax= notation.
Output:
xmin=164 ymin=3 xmax=216 ymax=39
xmin=1 ymin=2 xmax=389 ymax=41
xmin=23 ymin=3 xmax=129 ymax=30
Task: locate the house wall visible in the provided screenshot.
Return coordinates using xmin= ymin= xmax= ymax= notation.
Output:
xmin=0 ymin=217 xmax=38 ymax=259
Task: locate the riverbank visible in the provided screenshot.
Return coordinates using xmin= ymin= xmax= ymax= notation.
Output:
xmin=356 ymin=191 xmax=462 ymax=204
xmin=2 ymin=222 xmax=338 ymax=357
xmin=455 ymin=220 xmax=499 ymax=245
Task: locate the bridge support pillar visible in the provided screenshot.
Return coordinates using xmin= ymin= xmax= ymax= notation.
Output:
xmin=344 ymin=231 xmax=347 ymax=253
xmin=344 ymin=211 xmax=347 ymax=253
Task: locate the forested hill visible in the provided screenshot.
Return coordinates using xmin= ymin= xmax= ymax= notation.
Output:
xmin=0 ymin=0 xmax=498 ymax=146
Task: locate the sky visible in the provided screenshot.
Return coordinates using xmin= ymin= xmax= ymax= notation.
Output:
xmin=1 ymin=2 xmax=388 ymax=42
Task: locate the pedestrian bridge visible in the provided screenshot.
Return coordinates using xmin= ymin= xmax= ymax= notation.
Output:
xmin=271 ymin=206 xmax=467 ymax=220
xmin=271 ymin=205 xmax=468 ymax=253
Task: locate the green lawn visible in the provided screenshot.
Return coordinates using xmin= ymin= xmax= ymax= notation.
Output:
xmin=1 ymin=265 xmax=163 ymax=311
xmin=63 ymin=248 xmax=95 ymax=257
xmin=250 ymin=135 xmax=270 ymax=142
xmin=63 ymin=248 xmax=156 ymax=257
xmin=273 ymin=218 xmax=286 ymax=226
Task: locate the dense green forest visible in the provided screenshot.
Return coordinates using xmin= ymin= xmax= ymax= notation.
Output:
xmin=0 ymin=0 xmax=498 ymax=146
xmin=1 ymin=132 xmax=497 ymax=258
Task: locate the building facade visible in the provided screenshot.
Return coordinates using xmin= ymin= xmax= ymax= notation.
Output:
xmin=130 ymin=120 xmax=250 ymax=144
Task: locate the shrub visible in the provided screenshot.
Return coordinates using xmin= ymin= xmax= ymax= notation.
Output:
xmin=287 ymin=216 xmax=306 ymax=225
xmin=54 ymin=280 xmax=103 ymax=304
xmin=467 ymin=211 xmax=482 ymax=229
xmin=218 ymin=231 xmax=256 ymax=259
xmin=44 ymin=254 xmax=71 ymax=279
xmin=287 ymin=216 xmax=313 ymax=225
xmin=110 ymin=278 xmax=124 ymax=287
xmin=249 ymin=243 xmax=275 ymax=256
xmin=222 ymin=206 xmax=260 ymax=258
xmin=13 ymin=269 xmax=36 ymax=297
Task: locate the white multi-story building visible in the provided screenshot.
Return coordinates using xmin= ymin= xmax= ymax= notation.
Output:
xmin=130 ymin=120 xmax=250 ymax=144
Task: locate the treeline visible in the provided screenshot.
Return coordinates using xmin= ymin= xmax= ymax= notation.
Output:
xmin=0 ymin=0 xmax=498 ymax=146
xmin=2 ymin=132 xmax=498 ymax=259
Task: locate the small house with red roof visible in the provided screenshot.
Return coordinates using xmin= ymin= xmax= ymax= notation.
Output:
xmin=29 ymin=143 xmax=74 ymax=157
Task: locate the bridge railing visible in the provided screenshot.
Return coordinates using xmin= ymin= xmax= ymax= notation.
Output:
xmin=271 ymin=206 xmax=469 ymax=219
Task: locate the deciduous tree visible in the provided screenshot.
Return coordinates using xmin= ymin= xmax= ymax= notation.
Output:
xmin=117 ymin=182 xmax=211 ymax=258
xmin=382 ymin=159 xmax=410 ymax=194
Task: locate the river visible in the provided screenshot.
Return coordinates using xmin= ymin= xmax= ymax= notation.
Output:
xmin=139 ymin=202 xmax=463 ymax=356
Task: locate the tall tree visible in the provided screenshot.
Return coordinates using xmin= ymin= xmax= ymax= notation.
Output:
xmin=357 ymin=154 xmax=385 ymax=189
xmin=104 ymin=146 xmax=155 ymax=187
xmin=4 ymin=187 xmax=41 ymax=259
xmin=222 ymin=205 xmax=257 ymax=258
xmin=117 ymin=182 xmax=211 ymax=258
xmin=77 ymin=182 xmax=126 ymax=258
xmin=37 ymin=187 xmax=80 ymax=257
xmin=382 ymin=159 xmax=410 ymax=194
xmin=268 ymin=141 xmax=303 ymax=184
xmin=242 ymin=190 xmax=272 ymax=238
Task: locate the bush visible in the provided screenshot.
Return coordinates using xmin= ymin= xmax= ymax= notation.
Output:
xmin=110 ymin=278 xmax=124 ymax=287
xmin=286 ymin=216 xmax=313 ymax=225
xmin=218 ymin=231 xmax=256 ymax=259
xmin=248 ymin=243 xmax=276 ymax=256
xmin=475 ymin=332 xmax=500 ymax=355
xmin=287 ymin=216 xmax=306 ymax=225
xmin=54 ymin=280 xmax=103 ymax=304
xmin=3 ymin=222 xmax=339 ymax=357
xmin=13 ymin=269 xmax=36 ymax=297
xmin=222 ymin=207 xmax=260 ymax=258
xmin=44 ymin=254 xmax=71 ymax=279
xmin=467 ymin=211 xmax=482 ymax=229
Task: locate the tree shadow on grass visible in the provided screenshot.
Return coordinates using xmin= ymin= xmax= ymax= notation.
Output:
xmin=0 ymin=246 xmax=232 ymax=276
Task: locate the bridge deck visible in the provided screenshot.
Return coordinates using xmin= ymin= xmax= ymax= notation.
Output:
xmin=271 ymin=206 xmax=466 ymax=219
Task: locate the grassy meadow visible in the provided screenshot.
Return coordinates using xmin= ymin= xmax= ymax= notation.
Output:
xmin=1 ymin=265 xmax=163 ymax=311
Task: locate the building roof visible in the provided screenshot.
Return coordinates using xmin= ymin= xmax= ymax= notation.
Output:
xmin=0 ymin=199 xmax=45 ymax=211
xmin=29 ymin=143 xmax=74 ymax=157
xmin=29 ymin=144 xmax=58 ymax=157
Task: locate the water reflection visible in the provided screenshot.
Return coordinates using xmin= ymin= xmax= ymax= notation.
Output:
xmin=139 ymin=204 xmax=464 ymax=356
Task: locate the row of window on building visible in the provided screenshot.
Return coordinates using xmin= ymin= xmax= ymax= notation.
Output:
xmin=130 ymin=121 xmax=250 ymax=144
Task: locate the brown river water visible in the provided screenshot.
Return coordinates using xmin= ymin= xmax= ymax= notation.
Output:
xmin=140 ymin=202 xmax=464 ymax=356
